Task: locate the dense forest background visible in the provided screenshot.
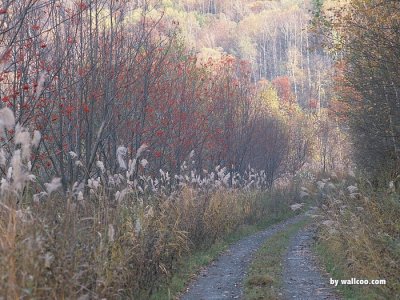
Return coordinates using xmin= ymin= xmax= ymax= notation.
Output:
xmin=160 ymin=0 xmax=333 ymax=108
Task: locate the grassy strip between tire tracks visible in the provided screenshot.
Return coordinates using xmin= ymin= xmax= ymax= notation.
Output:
xmin=150 ymin=210 xmax=300 ymax=300
xmin=244 ymin=216 xmax=310 ymax=300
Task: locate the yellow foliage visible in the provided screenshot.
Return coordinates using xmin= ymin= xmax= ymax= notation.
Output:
xmin=258 ymin=84 xmax=282 ymax=117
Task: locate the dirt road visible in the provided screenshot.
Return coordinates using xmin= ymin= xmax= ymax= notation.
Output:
xmin=180 ymin=214 xmax=306 ymax=300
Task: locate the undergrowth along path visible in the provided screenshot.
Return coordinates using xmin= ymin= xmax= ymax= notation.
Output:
xmin=282 ymin=224 xmax=341 ymax=300
xmin=180 ymin=213 xmax=306 ymax=300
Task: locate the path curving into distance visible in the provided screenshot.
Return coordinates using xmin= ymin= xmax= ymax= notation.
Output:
xmin=180 ymin=214 xmax=306 ymax=300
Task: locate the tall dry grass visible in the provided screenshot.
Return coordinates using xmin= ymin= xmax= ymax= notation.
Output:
xmin=314 ymin=173 xmax=400 ymax=298
xmin=0 ymin=187 xmax=294 ymax=298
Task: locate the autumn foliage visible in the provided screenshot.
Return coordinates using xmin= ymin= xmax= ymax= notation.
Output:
xmin=0 ymin=0 xmax=315 ymax=191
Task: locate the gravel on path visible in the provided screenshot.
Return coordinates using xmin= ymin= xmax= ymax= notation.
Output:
xmin=282 ymin=224 xmax=341 ymax=300
xmin=180 ymin=214 xmax=306 ymax=300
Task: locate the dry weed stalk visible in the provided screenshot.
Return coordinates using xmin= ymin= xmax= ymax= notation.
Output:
xmin=315 ymin=173 xmax=400 ymax=296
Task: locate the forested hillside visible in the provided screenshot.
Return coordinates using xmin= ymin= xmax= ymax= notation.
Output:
xmin=161 ymin=0 xmax=333 ymax=108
